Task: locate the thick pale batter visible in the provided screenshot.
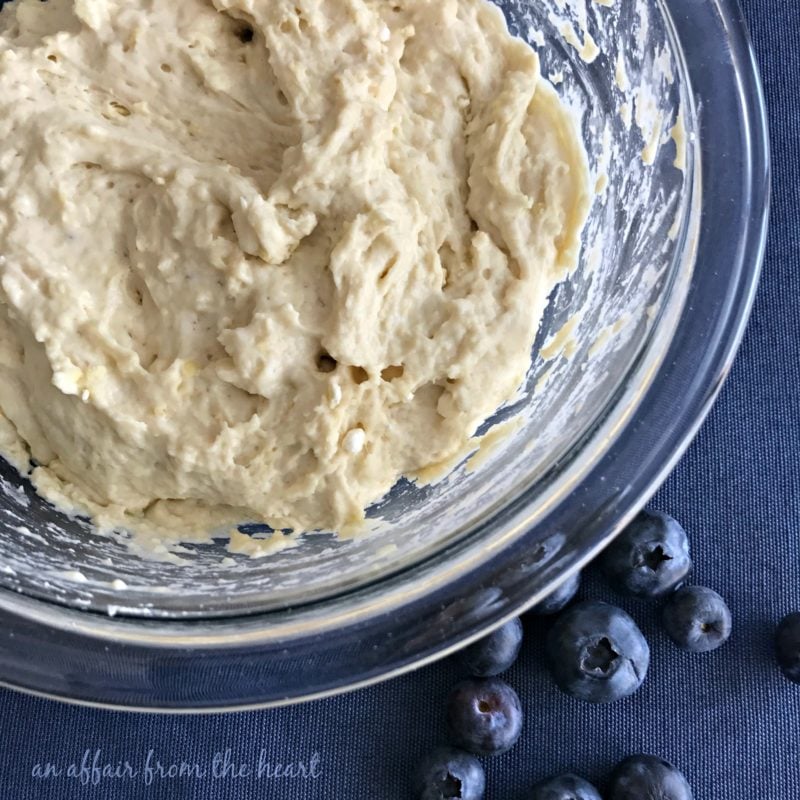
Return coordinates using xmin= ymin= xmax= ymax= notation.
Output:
xmin=0 ymin=0 xmax=590 ymax=536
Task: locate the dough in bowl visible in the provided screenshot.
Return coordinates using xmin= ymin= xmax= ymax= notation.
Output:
xmin=0 ymin=0 xmax=590 ymax=537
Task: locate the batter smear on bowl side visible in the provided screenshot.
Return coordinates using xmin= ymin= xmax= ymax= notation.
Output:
xmin=0 ymin=0 xmax=590 ymax=538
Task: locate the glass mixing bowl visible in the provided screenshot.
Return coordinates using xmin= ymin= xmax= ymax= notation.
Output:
xmin=0 ymin=0 xmax=768 ymax=709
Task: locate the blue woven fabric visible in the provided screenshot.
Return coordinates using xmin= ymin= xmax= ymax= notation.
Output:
xmin=0 ymin=0 xmax=796 ymax=797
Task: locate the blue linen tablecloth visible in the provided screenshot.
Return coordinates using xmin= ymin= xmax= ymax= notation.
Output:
xmin=0 ymin=0 xmax=796 ymax=797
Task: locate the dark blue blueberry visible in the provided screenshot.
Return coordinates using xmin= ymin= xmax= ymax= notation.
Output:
xmin=460 ymin=617 xmax=523 ymax=677
xmin=608 ymin=755 xmax=693 ymax=800
xmin=446 ymin=678 xmax=523 ymax=756
xmin=776 ymin=612 xmax=800 ymax=683
xmin=600 ymin=510 xmax=691 ymax=597
xmin=530 ymin=571 xmax=581 ymax=615
xmin=414 ymin=747 xmax=485 ymax=800
xmin=530 ymin=773 xmax=602 ymax=800
xmin=545 ymin=600 xmax=649 ymax=703
xmin=662 ymin=585 xmax=731 ymax=652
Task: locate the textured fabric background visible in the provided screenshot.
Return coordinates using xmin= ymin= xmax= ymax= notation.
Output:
xmin=0 ymin=0 xmax=796 ymax=797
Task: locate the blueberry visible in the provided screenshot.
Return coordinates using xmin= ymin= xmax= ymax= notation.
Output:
xmin=608 ymin=755 xmax=693 ymax=800
xmin=775 ymin=612 xmax=800 ymax=682
xmin=662 ymin=585 xmax=732 ymax=652
xmin=459 ymin=617 xmax=523 ymax=677
xmin=600 ymin=510 xmax=691 ymax=597
xmin=414 ymin=747 xmax=485 ymax=800
xmin=545 ymin=600 xmax=649 ymax=703
xmin=530 ymin=773 xmax=602 ymax=800
xmin=446 ymin=678 xmax=523 ymax=756
xmin=530 ymin=571 xmax=581 ymax=615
